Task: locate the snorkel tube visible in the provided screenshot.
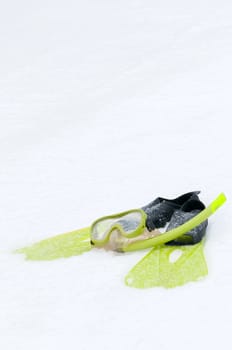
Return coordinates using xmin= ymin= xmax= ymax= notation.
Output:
xmin=122 ymin=193 xmax=226 ymax=252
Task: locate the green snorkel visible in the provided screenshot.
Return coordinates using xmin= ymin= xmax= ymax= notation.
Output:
xmin=123 ymin=193 xmax=226 ymax=251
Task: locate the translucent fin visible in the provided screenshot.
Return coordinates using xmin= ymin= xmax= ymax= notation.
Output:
xmin=16 ymin=227 xmax=91 ymax=260
xmin=125 ymin=241 xmax=208 ymax=289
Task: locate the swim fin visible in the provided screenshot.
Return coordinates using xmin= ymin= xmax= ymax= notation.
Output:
xmin=124 ymin=194 xmax=216 ymax=288
xmin=125 ymin=241 xmax=208 ymax=289
xmin=16 ymin=226 xmax=92 ymax=260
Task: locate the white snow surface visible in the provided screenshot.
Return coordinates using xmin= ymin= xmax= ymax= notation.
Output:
xmin=0 ymin=1 xmax=232 ymax=349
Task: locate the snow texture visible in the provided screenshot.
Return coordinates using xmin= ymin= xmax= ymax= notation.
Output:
xmin=0 ymin=0 xmax=231 ymax=349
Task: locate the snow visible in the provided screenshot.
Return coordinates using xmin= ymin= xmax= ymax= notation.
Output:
xmin=0 ymin=0 xmax=232 ymax=349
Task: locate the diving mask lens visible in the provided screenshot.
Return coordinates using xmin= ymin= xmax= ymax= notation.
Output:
xmin=91 ymin=210 xmax=145 ymax=245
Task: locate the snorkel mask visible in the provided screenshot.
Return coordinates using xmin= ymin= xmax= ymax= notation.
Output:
xmin=90 ymin=192 xmax=226 ymax=252
xmin=91 ymin=209 xmax=149 ymax=251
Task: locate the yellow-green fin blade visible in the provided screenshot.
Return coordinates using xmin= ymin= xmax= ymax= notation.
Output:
xmin=125 ymin=242 xmax=208 ymax=289
xmin=16 ymin=227 xmax=91 ymax=260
